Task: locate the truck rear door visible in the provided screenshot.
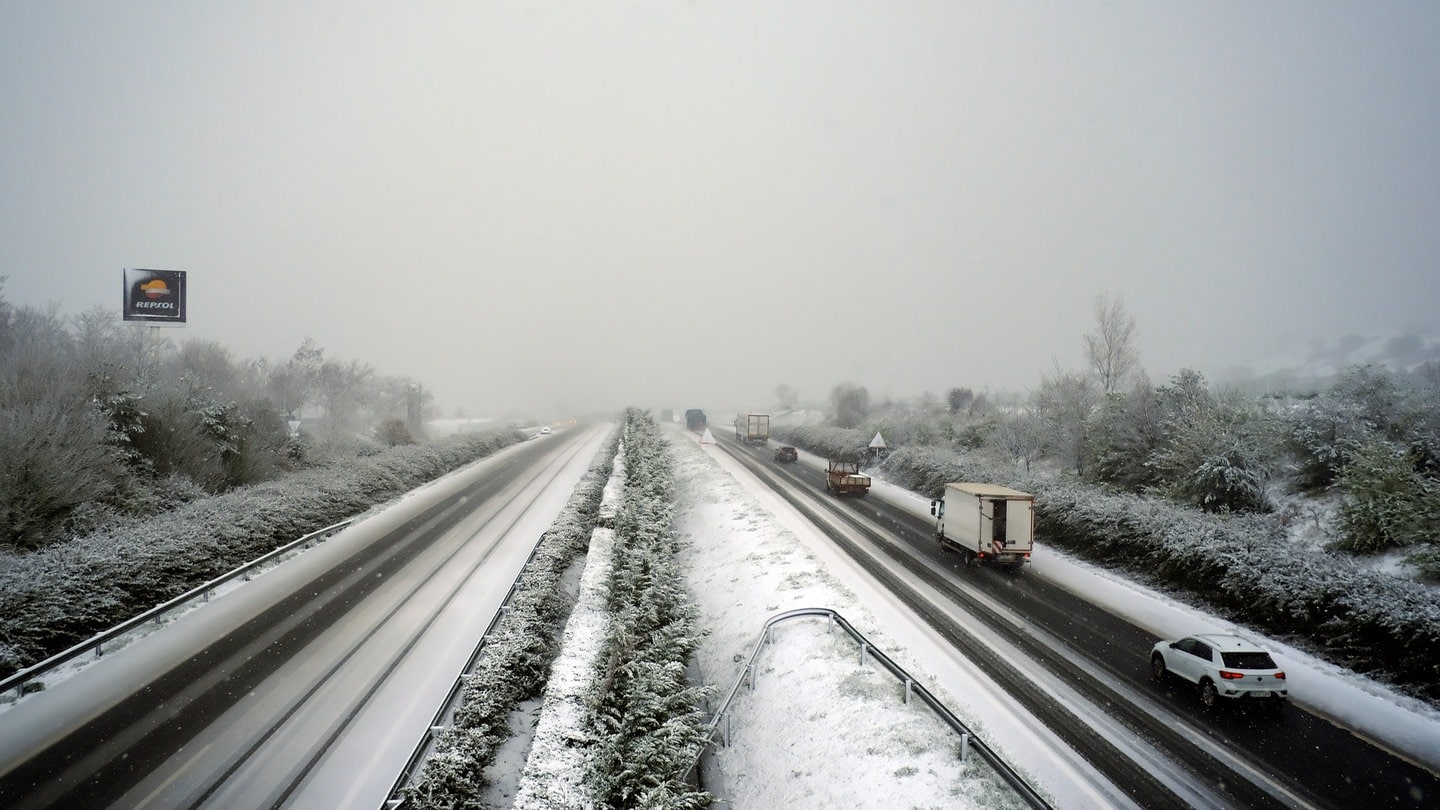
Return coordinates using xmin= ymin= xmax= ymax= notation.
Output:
xmin=997 ymin=498 xmax=1033 ymax=552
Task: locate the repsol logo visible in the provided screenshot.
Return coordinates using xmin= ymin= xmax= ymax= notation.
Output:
xmin=134 ymin=301 xmax=177 ymax=310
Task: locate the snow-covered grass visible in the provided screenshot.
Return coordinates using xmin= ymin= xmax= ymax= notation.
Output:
xmin=491 ymin=414 xmax=1048 ymax=808
xmin=668 ymin=430 xmax=1044 ymax=809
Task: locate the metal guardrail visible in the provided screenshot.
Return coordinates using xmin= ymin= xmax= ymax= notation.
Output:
xmin=380 ymin=533 xmax=551 ymax=809
xmin=684 ymin=607 xmax=1053 ymax=810
xmin=0 ymin=518 xmax=357 ymax=699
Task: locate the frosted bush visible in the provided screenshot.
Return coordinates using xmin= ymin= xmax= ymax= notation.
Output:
xmin=784 ymin=433 xmax=1440 ymax=703
xmin=0 ymin=429 xmax=523 ymax=678
xmin=405 ymin=428 xmax=619 ymax=810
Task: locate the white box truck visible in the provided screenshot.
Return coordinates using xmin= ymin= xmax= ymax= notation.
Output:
xmin=930 ymin=483 xmax=1034 ymax=570
xmin=734 ymin=413 xmax=770 ymax=444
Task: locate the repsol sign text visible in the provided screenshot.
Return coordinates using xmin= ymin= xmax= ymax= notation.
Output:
xmin=122 ymin=269 xmax=187 ymax=324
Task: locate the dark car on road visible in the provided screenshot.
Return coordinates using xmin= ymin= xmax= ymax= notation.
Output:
xmin=774 ymin=446 xmax=798 ymax=463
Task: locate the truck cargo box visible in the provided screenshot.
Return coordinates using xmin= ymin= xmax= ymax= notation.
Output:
xmin=930 ymin=483 xmax=1034 ymax=570
xmin=734 ymin=413 xmax=770 ymax=444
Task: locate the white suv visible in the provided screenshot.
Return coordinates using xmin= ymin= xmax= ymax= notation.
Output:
xmin=1150 ymin=633 xmax=1288 ymax=709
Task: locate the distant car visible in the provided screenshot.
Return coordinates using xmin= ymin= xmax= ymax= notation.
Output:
xmin=539 ymin=426 xmax=551 ymax=435
xmin=774 ymin=446 xmax=798 ymax=463
xmin=1150 ymin=634 xmax=1287 ymax=709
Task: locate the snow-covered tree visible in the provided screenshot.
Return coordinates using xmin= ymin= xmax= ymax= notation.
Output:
xmin=947 ymin=387 xmax=975 ymax=415
xmin=829 ymin=382 xmax=870 ymax=429
xmin=1030 ymin=363 xmax=1098 ymax=474
xmin=1286 ymin=364 xmax=1440 ymax=492
xmin=1331 ymin=438 xmax=1440 ymax=553
xmin=1084 ymin=293 xmax=1141 ymax=395
xmin=0 ymin=398 xmax=123 ymax=549
xmin=0 ymin=303 xmax=126 ymax=548
xmin=774 ymin=382 xmax=799 ymax=411
xmin=1086 ymin=375 xmax=1163 ymax=490
xmin=1146 ymin=372 xmax=1274 ymax=513
xmin=983 ymin=410 xmax=1044 ymax=472
xmin=315 ymin=358 xmax=376 ymax=441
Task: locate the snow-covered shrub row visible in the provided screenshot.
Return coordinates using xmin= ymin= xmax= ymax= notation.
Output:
xmin=878 ymin=445 xmax=1440 ymax=703
xmin=587 ymin=409 xmax=711 ymax=809
xmin=405 ymin=428 xmax=620 ymax=809
xmin=0 ymin=429 xmax=523 ymax=678
xmin=770 ymin=424 xmax=872 ymax=461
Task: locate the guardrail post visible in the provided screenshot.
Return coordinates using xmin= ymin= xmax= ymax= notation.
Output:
xmin=959 ymin=733 xmax=970 ymax=763
xmin=904 ymin=678 xmax=913 ymax=705
xmin=858 ymin=642 xmax=867 ymax=667
xmin=827 ymin=614 xmax=834 ymax=634
xmin=94 ymin=643 xmax=103 ymax=659
xmin=725 ymin=712 xmax=732 ymax=747
xmin=745 ymin=664 xmax=754 ymax=691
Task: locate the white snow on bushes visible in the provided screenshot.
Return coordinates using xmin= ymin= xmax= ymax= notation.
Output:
xmin=878 ymin=443 xmax=1440 ymax=706
xmin=510 ymin=451 xmax=625 ymax=809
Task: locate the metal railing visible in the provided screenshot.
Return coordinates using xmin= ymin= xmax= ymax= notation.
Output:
xmin=684 ymin=607 xmax=1053 ymax=810
xmin=0 ymin=518 xmax=357 ymax=699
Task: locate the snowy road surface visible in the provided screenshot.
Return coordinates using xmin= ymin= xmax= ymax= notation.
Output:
xmin=3 ymin=418 xmax=1436 ymax=809
xmin=0 ymin=426 xmax=610 ymax=809
xmin=668 ymin=426 xmax=1440 ymax=808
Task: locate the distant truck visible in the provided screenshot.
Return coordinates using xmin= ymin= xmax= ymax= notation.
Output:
xmin=930 ymin=483 xmax=1034 ymax=570
xmin=734 ymin=413 xmax=769 ymax=445
xmin=825 ymin=459 xmax=871 ymax=496
xmin=685 ymin=409 xmax=707 ymax=431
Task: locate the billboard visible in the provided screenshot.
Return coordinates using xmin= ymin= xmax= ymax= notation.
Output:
xmin=122 ymin=269 xmax=187 ymax=324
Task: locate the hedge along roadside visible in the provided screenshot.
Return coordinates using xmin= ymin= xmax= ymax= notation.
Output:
xmin=410 ymin=409 xmax=712 ymax=810
xmin=874 ymin=443 xmax=1440 ymax=705
xmin=0 ymin=429 xmax=524 ymax=680
xmin=585 ymin=409 xmax=712 ymax=809
xmin=403 ymin=426 xmax=620 ymax=809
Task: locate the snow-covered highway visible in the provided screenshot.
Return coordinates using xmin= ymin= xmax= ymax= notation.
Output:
xmin=0 ymin=426 xmax=611 ymax=809
xmin=682 ymin=427 xmax=1440 ymax=808
xmin=3 ymin=416 xmax=1437 ymax=809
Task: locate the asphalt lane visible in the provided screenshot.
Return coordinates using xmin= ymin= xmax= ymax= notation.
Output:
xmin=0 ymin=429 xmax=600 ymax=810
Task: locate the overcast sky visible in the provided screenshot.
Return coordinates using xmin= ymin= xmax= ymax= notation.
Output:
xmin=3 ymin=2 xmax=1438 ymax=418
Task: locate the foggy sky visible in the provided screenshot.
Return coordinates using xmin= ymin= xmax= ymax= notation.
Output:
xmin=4 ymin=3 xmax=1438 ymax=418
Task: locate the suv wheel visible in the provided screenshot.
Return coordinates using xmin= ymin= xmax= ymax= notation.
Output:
xmin=1199 ymin=680 xmax=1219 ymax=709
xmin=1150 ymin=654 xmax=1167 ymax=682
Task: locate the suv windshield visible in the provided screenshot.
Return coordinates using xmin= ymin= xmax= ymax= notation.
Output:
xmin=1220 ymin=651 xmax=1277 ymax=670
